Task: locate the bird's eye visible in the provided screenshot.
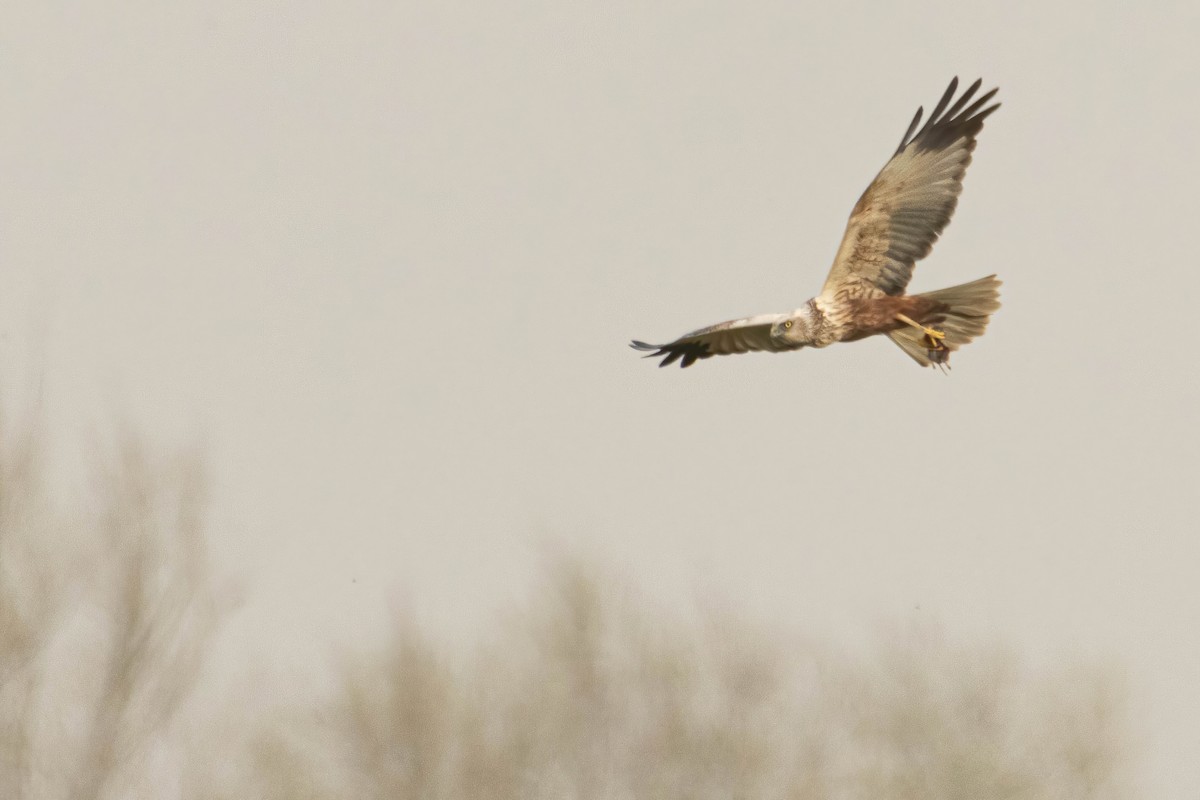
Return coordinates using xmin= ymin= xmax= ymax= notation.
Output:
xmin=783 ymin=320 xmax=793 ymax=329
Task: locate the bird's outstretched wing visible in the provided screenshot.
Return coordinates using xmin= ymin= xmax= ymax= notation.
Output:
xmin=822 ymin=77 xmax=1000 ymax=300
xmin=630 ymin=313 xmax=792 ymax=368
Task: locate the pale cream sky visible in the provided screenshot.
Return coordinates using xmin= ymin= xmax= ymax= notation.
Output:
xmin=3 ymin=0 xmax=1198 ymax=795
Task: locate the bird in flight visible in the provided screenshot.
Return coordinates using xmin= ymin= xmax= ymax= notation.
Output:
xmin=631 ymin=77 xmax=1001 ymax=371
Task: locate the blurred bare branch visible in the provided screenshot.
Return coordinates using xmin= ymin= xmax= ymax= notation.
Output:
xmin=0 ymin=404 xmax=60 ymax=800
xmin=0 ymin=402 xmax=1136 ymax=799
xmin=0 ymin=406 xmax=225 ymax=800
xmin=210 ymin=559 xmax=1134 ymax=800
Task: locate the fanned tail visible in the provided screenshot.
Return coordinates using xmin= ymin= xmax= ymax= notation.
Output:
xmin=889 ymin=275 xmax=1001 ymax=369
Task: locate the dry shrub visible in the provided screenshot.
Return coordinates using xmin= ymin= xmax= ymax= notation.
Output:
xmin=0 ymin=405 xmax=1134 ymax=799
xmin=229 ymin=558 xmax=1133 ymax=800
xmin=0 ymin=406 xmax=223 ymax=800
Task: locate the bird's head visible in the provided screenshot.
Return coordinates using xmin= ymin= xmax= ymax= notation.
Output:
xmin=770 ymin=307 xmax=815 ymax=346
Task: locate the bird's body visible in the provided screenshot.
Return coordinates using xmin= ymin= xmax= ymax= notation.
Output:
xmin=632 ymin=77 xmax=1002 ymax=370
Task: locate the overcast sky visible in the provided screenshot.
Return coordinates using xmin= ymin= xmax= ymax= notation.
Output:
xmin=3 ymin=0 xmax=1198 ymax=795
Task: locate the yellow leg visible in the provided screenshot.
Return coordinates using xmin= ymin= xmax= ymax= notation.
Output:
xmin=895 ymin=314 xmax=947 ymax=350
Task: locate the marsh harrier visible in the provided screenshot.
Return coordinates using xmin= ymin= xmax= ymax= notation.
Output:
xmin=632 ymin=77 xmax=1001 ymax=370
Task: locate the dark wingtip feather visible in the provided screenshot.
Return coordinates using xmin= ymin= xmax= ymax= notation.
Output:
xmin=631 ymin=338 xmax=711 ymax=368
xmin=904 ymin=78 xmax=1001 ymax=153
xmin=955 ymin=86 xmax=999 ymax=123
xmin=939 ymin=79 xmax=980 ymax=123
xmin=930 ymin=77 xmax=960 ymax=121
xmin=897 ymin=106 xmax=924 ymax=154
xmin=658 ymin=350 xmax=684 ymax=368
xmin=975 ymin=101 xmax=1001 ymax=124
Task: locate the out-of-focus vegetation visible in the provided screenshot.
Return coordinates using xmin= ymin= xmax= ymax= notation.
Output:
xmin=205 ymin=560 xmax=1134 ymax=800
xmin=0 ymin=409 xmax=222 ymax=800
xmin=0 ymin=409 xmax=1134 ymax=799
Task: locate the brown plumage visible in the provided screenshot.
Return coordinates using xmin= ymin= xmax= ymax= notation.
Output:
xmin=632 ymin=77 xmax=1002 ymax=370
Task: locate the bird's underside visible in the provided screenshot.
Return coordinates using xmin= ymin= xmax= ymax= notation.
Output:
xmin=632 ymin=77 xmax=1002 ymax=371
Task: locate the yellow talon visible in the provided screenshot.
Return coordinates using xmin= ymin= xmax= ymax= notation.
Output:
xmin=923 ymin=327 xmax=947 ymax=350
xmin=895 ymin=314 xmax=949 ymax=351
